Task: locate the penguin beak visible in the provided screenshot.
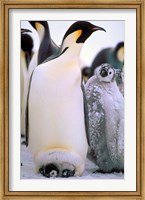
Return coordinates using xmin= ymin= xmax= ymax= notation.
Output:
xmin=92 ymin=26 xmax=106 ymax=32
xmin=21 ymin=28 xmax=32 ymax=33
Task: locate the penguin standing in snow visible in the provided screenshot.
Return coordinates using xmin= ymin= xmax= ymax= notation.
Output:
xmin=21 ymin=29 xmax=33 ymax=137
xmin=26 ymin=21 xmax=106 ymax=178
xmin=85 ymin=63 xmax=124 ymax=173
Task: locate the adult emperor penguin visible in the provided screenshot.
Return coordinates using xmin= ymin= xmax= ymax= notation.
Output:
xmin=85 ymin=63 xmax=124 ymax=173
xmin=27 ymin=21 xmax=106 ymax=178
xmin=28 ymin=21 xmax=60 ymax=72
xmin=89 ymin=42 xmax=124 ymax=78
xmin=21 ymin=29 xmax=33 ymax=137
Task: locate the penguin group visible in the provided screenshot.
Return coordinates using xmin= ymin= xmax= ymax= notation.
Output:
xmin=21 ymin=21 xmax=124 ymax=178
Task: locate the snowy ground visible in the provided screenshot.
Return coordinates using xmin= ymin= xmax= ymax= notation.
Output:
xmin=21 ymin=138 xmax=124 ymax=180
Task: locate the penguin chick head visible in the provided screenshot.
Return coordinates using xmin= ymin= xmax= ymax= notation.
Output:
xmin=95 ymin=63 xmax=115 ymax=82
xmin=61 ymin=21 xmax=106 ymax=49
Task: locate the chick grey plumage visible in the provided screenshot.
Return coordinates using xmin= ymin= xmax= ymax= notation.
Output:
xmin=85 ymin=63 xmax=124 ymax=173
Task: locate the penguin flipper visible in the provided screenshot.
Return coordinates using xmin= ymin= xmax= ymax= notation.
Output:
xmin=25 ymin=70 xmax=35 ymax=146
xmin=81 ymin=82 xmax=90 ymax=146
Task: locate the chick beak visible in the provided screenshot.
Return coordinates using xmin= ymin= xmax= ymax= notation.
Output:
xmin=92 ymin=26 xmax=106 ymax=32
xmin=21 ymin=28 xmax=32 ymax=33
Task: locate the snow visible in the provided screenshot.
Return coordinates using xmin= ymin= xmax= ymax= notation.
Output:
xmin=21 ymin=138 xmax=124 ymax=180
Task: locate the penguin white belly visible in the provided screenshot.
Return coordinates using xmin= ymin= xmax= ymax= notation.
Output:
xmin=21 ymin=51 xmax=28 ymax=136
xmin=29 ymin=61 xmax=88 ymax=176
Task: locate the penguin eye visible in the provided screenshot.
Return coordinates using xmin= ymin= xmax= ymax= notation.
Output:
xmin=109 ymin=72 xmax=112 ymax=74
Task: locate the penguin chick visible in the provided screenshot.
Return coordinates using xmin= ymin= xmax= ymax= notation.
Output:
xmin=89 ymin=42 xmax=124 ymax=77
xmin=85 ymin=63 xmax=124 ymax=173
xmin=94 ymin=67 xmax=124 ymax=97
xmin=27 ymin=21 xmax=106 ymax=178
xmin=115 ymin=69 xmax=124 ymax=96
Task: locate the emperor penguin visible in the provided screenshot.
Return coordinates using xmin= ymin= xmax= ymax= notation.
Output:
xmin=85 ymin=63 xmax=124 ymax=173
xmin=89 ymin=42 xmax=124 ymax=78
xmin=27 ymin=21 xmax=106 ymax=178
xmin=21 ymin=29 xmax=33 ymax=137
xmin=29 ymin=21 xmax=59 ymax=65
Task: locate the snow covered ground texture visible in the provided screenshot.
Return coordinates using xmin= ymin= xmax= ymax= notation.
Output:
xmin=21 ymin=140 xmax=124 ymax=180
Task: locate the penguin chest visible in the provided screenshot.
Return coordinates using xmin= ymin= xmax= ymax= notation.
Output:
xmin=29 ymin=62 xmax=87 ymax=156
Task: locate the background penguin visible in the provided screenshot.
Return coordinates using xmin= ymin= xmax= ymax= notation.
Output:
xmin=21 ymin=29 xmax=33 ymax=138
xmin=114 ymin=68 xmax=124 ymax=96
xmin=85 ymin=41 xmax=124 ymax=79
xmin=21 ymin=22 xmax=60 ymax=138
xmin=29 ymin=21 xmax=60 ymax=65
xmin=27 ymin=21 xmax=106 ymax=178
xmin=85 ymin=63 xmax=124 ymax=173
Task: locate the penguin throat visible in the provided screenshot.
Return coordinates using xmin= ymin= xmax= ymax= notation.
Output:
xmin=61 ymin=30 xmax=84 ymax=57
xmin=61 ymin=43 xmax=83 ymax=58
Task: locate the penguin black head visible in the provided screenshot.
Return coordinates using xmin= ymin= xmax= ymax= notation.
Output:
xmin=114 ymin=41 xmax=124 ymax=63
xmin=29 ymin=21 xmax=48 ymax=31
xmin=21 ymin=33 xmax=33 ymax=53
xmin=95 ymin=63 xmax=115 ymax=82
xmin=62 ymin=21 xmax=106 ymax=44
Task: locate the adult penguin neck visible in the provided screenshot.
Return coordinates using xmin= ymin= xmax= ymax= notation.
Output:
xmin=61 ymin=32 xmax=84 ymax=58
xmin=61 ymin=42 xmax=83 ymax=59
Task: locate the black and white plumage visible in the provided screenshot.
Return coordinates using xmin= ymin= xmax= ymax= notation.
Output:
xmin=27 ymin=21 xmax=106 ymax=178
xmin=21 ymin=29 xmax=33 ymax=138
xmin=85 ymin=63 xmax=124 ymax=173
xmin=29 ymin=21 xmax=60 ymax=65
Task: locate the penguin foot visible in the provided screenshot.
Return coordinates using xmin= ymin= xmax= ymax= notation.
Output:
xmin=39 ymin=164 xmax=59 ymax=178
xmin=62 ymin=169 xmax=75 ymax=178
xmin=61 ymin=162 xmax=75 ymax=178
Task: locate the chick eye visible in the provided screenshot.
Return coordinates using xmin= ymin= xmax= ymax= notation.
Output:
xmin=109 ymin=71 xmax=112 ymax=74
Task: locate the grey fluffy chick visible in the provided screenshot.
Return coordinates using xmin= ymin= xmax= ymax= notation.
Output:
xmin=85 ymin=63 xmax=124 ymax=173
